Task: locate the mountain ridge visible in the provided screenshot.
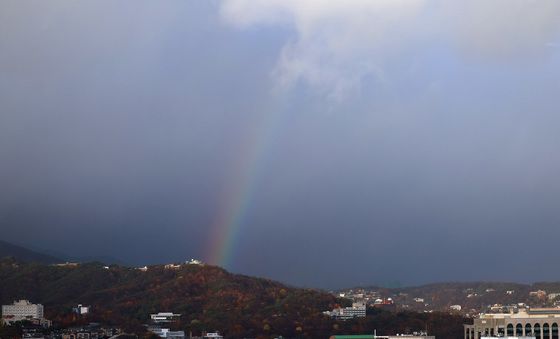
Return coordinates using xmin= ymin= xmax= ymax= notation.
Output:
xmin=0 ymin=240 xmax=62 ymax=264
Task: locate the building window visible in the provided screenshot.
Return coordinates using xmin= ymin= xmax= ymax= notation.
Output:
xmin=535 ymin=323 xmax=542 ymax=338
xmin=516 ymin=324 xmax=523 ymax=337
xmin=526 ymin=323 xmax=533 ymax=336
xmin=498 ymin=327 xmax=505 ymax=336
xmin=507 ymin=324 xmax=514 ymax=337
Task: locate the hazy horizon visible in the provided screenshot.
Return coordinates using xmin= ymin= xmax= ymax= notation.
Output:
xmin=2 ymin=237 xmax=555 ymax=291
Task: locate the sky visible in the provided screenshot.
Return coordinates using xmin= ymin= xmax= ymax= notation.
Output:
xmin=1 ymin=0 xmax=560 ymax=289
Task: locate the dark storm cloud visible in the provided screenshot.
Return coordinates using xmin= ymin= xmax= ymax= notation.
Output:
xmin=0 ymin=0 xmax=284 ymax=264
xmin=1 ymin=1 xmax=560 ymax=288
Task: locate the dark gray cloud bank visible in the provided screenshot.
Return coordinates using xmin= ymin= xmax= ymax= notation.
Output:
xmin=1 ymin=0 xmax=560 ymax=288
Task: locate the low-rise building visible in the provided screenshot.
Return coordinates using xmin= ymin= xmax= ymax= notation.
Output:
xmin=203 ymin=333 xmax=223 ymax=339
xmin=150 ymin=312 xmax=181 ymax=323
xmin=150 ymin=328 xmax=185 ymax=339
xmin=324 ymin=302 xmax=366 ymax=320
xmin=73 ymin=304 xmax=90 ymax=315
xmin=465 ymin=308 xmax=560 ymax=339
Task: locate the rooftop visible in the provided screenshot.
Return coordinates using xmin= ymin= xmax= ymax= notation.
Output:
xmin=480 ymin=308 xmax=560 ymax=319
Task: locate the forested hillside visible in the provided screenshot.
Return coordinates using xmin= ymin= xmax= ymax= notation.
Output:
xmin=0 ymin=258 xmax=465 ymax=338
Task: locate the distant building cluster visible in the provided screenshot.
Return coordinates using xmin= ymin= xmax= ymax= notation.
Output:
xmin=329 ymin=332 xmax=435 ymax=339
xmin=148 ymin=329 xmax=224 ymax=339
xmin=372 ymin=298 xmax=396 ymax=311
xmin=164 ymin=264 xmax=181 ymax=270
xmin=324 ymin=301 xmax=367 ymax=320
xmin=53 ymin=262 xmax=80 ymax=268
xmin=137 ymin=259 xmax=204 ymax=272
xmin=60 ymin=324 xmax=123 ymax=339
xmin=147 ymin=311 xmax=185 ymax=339
xmin=333 ymin=286 xmax=560 ymax=317
xmin=529 ymin=290 xmax=548 ymax=300
xmin=147 ymin=310 xmax=223 ymax=339
xmin=336 ymin=289 xmax=395 ymax=310
xmin=164 ymin=259 xmax=204 ymax=270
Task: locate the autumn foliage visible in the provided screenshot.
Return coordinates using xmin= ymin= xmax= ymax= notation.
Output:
xmin=0 ymin=258 xmax=464 ymax=338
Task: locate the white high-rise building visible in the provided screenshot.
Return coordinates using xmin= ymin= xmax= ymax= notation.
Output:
xmin=2 ymin=300 xmax=44 ymax=324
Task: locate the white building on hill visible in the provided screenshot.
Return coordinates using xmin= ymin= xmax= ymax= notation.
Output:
xmin=150 ymin=328 xmax=185 ymax=339
xmin=150 ymin=312 xmax=181 ymax=323
xmin=324 ymin=301 xmax=366 ymax=320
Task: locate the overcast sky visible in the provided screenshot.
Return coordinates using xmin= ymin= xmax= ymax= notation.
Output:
xmin=1 ymin=1 xmax=560 ymax=289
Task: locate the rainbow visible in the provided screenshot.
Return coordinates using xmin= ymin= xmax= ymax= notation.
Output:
xmin=205 ymin=100 xmax=282 ymax=268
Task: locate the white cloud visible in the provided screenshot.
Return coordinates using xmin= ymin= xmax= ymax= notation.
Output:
xmin=221 ymin=1 xmax=560 ymax=100
xmin=221 ymin=0 xmax=425 ymax=101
